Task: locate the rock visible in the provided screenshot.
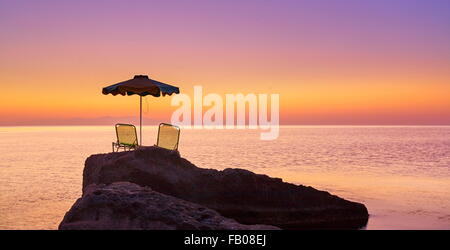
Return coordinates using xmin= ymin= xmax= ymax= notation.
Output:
xmin=59 ymin=182 xmax=279 ymax=230
xmin=82 ymin=146 xmax=369 ymax=229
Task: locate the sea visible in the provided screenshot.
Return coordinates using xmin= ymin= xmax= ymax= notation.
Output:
xmin=0 ymin=126 xmax=449 ymax=229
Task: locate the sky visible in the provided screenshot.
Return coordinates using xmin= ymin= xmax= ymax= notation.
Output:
xmin=1 ymin=0 xmax=449 ymax=125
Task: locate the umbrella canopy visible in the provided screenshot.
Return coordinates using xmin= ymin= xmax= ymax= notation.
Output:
xmin=102 ymin=75 xmax=179 ymax=97
xmin=102 ymin=75 xmax=180 ymax=146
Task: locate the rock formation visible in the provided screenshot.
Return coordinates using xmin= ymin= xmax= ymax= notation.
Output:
xmin=80 ymin=146 xmax=369 ymax=229
xmin=59 ymin=182 xmax=278 ymax=230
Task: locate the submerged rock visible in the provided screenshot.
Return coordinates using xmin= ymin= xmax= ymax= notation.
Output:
xmin=59 ymin=182 xmax=278 ymax=230
xmin=82 ymin=146 xmax=369 ymax=229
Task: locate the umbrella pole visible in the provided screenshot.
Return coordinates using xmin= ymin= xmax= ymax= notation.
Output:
xmin=140 ymin=95 xmax=142 ymax=146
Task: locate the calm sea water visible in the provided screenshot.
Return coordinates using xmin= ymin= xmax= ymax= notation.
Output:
xmin=0 ymin=126 xmax=449 ymax=230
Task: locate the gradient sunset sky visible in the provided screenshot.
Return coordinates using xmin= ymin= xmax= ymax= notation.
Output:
xmin=1 ymin=0 xmax=449 ymax=125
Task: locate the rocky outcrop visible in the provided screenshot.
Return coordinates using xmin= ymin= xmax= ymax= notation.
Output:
xmin=82 ymin=146 xmax=369 ymax=229
xmin=59 ymin=182 xmax=278 ymax=230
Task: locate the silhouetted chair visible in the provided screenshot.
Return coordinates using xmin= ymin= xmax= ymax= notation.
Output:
xmin=155 ymin=123 xmax=180 ymax=151
xmin=113 ymin=123 xmax=138 ymax=152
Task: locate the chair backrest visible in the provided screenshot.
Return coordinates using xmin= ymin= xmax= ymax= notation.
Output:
xmin=156 ymin=123 xmax=180 ymax=150
xmin=115 ymin=124 xmax=138 ymax=146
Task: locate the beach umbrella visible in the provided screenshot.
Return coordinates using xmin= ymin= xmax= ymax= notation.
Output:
xmin=102 ymin=75 xmax=180 ymax=145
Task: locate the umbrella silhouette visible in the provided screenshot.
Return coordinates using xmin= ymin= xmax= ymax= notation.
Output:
xmin=102 ymin=75 xmax=180 ymax=145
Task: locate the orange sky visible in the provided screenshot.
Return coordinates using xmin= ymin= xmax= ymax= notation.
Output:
xmin=1 ymin=0 xmax=449 ymax=125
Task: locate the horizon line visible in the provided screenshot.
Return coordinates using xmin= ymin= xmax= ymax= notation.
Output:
xmin=1 ymin=124 xmax=450 ymax=127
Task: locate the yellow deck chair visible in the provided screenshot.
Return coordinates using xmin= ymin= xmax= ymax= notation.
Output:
xmin=113 ymin=123 xmax=139 ymax=152
xmin=155 ymin=123 xmax=180 ymax=151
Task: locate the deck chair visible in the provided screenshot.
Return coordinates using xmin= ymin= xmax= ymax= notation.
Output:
xmin=155 ymin=123 xmax=180 ymax=151
xmin=112 ymin=123 xmax=139 ymax=152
